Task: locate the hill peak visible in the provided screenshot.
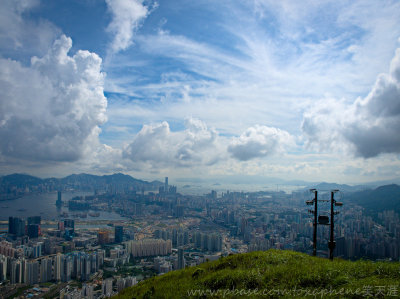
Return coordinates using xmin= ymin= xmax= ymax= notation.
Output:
xmin=116 ymin=250 xmax=400 ymax=298
xmin=375 ymin=184 xmax=400 ymax=192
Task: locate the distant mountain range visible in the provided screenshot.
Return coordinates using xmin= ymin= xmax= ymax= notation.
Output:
xmin=301 ymin=183 xmax=400 ymax=217
xmin=0 ymin=173 xmax=163 ymax=194
xmin=304 ymin=182 xmax=371 ymax=192
xmin=175 ymin=175 xmax=400 ymax=190
xmin=344 ymin=184 xmax=400 ymax=217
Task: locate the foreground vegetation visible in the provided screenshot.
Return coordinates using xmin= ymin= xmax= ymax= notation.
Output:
xmin=115 ymin=250 xmax=400 ymax=298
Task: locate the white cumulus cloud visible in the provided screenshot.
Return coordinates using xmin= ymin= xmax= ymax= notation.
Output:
xmin=228 ymin=125 xmax=294 ymax=161
xmin=0 ymin=35 xmax=107 ymax=162
xmin=302 ymin=47 xmax=400 ymax=158
xmin=106 ymin=0 xmax=149 ymax=53
xmin=123 ymin=118 xmax=221 ymax=169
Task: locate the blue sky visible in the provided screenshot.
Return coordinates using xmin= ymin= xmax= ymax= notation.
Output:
xmin=1 ymin=0 xmax=400 ymax=185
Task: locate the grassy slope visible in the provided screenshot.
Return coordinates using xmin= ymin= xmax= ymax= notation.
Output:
xmin=115 ymin=250 xmax=400 ymax=298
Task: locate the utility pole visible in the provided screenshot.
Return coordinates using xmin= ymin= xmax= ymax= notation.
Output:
xmin=306 ymin=189 xmax=318 ymax=256
xmin=329 ymin=190 xmax=335 ymax=260
xmin=329 ymin=190 xmax=342 ymax=261
xmin=307 ymin=189 xmax=342 ymax=259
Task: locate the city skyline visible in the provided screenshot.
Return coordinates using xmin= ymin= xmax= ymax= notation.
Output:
xmin=1 ymin=0 xmax=400 ymax=185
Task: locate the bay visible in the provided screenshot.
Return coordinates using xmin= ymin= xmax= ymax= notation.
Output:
xmin=0 ymin=191 xmax=126 ymax=221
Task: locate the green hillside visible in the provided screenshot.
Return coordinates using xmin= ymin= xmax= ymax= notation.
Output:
xmin=346 ymin=184 xmax=400 ymax=218
xmin=115 ymin=250 xmax=399 ymax=298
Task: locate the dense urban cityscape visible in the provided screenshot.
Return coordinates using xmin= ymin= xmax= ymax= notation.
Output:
xmin=0 ymin=174 xmax=399 ymax=298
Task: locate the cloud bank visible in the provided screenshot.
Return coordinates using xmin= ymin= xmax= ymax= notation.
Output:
xmin=302 ymin=47 xmax=400 ymax=158
xmin=0 ymin=35 xmax=107 ymax=162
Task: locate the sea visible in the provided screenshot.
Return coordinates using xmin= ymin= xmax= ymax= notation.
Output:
xmin=177 ymin=183 xmax=305 ymax=195
xmin=0 ymin=191 xmax=126 ymax=221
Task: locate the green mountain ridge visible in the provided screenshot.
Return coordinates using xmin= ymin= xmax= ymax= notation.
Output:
xmin=346 ymin=184 xmax=400 ymax=217
xmin=0 ymin=173 xmax=163 ymax=190
xmin=115 ymin=250 xmax=400 ymax=298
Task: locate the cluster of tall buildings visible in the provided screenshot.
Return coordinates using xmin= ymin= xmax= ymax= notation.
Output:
xmin=96 ymin=225 xmax=125 ymax=245
xmin=192 ymin=232 xmax=223 ymax=252
xmin=0 ymin=239 xmax=43 ymax=259
xmin=0 ymin=250 xmax=105 ymax=285
xmin=116 ymin=276 xmax=137 ymax=293
xmin=124 ymin=239 xmax=172 ymax=257
xmin=8 ymin=216 xmax=77 ymax=241
xmin=153 ymin=229 xmax=223 ymax=252
xmin=8 ymin=217 xmax=27 ymax=238
xmin=153 ymin=250 xmax=186 ymax=274
xmin=153 ymin=228 xmax=190 ymax=247
xmin=153 ymin=256 xmax=173 ymax=274
xmin=0 ymin=240 xmax=19 ymax=258
xmin=158 ymin=177 xmax=177 ymax=196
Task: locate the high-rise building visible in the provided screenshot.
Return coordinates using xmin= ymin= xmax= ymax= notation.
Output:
xmin=0 ymin=255 xmax=7 ymax=281
xmin=58 ymin=221 xmax=64 ymax=231
xmin=169 ymin=185 xmax=177 ymax=194
xmin=178 ymin=247 xmax=185 ymax=270
xmin=8 ymin=217 xmax=25 ymax=237
xmin=211 ymin=234 xmax=223 ymax=252
xmin=0 ymin=240 xmax=16 ymax=258
xmin=135 ymin=203 xmax=142 ymax=216
xmin=53 ymin=254 xmax=62 ymax=281
xmin=61 ymin=255 xmax=72 ymax=282
xmin=64 ymin=219 xmax=75 ymax=240
xmin=72 ymin=254 xmax=81 ymax=279
xmin=98 ymin=231 xmax=110 ymax=245
xmin=165 ymin=177 xmax=168 ymax=195
xmin=115 ymin=226 xmax=123 ymax=243
xmin=26 ymin=260 xmax=39 ymax=285
xmin=116 ymin=276 xmax=137 ymax=292
xmin=96 ymin=249 xmax=105 ymax=269
xmin=90 ymin=253 xmax=97 ymax=273
xmin=8 ymin=217 xmax=14 ymax=235
xmin=27 ymin=216 xmax=41 ymax=225
xmin=175 ymin=205 xmax=184 ymax=218
xmin=81 ymin=254 xmax=91 ymax=281
xmin=21 ymin=258 xmax=27 ymax=283
xmin=124 ymin=276 xmax=137 ymax=288
xmin=102 ymin=278 xmax=113 ymax=297
xmin=124 ymin=239 xmax=172 ymax=257
xmin=40 ymin=258 xmax=52 ymax=283
xmin=82 ymin=284 xmax=94 ymax=299
xmin=10 ymin=259 xmax=23 ymax=284
xmin=184 ymin=231 xmax=189 ymax=245
xmin=202 ymin=234 xmax=209 ymax=251
xmin=194 ymin=232 xmax=202 ymax=248
xmin=33 ymin=243 xmax=42 ymax=258
xmin=56 ymin=191 xmax=63 ymax=206
xmin=117 ymin=278 xmax=126 ymax=293
xmin=27 ymin=224 xmax=40 ymax=239
xmin=64 ymin=219 xmax=75 ymax=231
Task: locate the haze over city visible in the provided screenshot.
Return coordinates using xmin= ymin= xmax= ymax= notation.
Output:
xmin=1 ymin=0 xmax=400 ymax=185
